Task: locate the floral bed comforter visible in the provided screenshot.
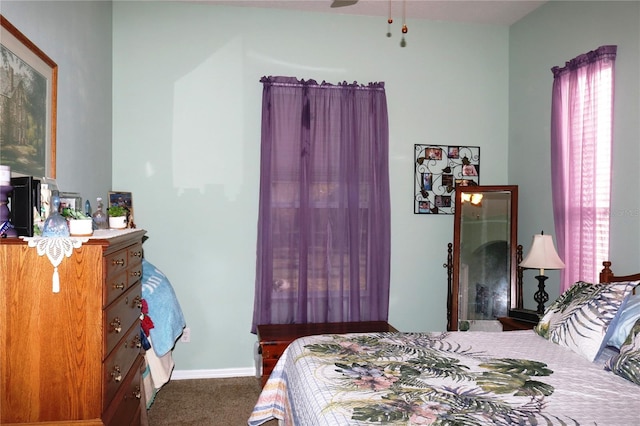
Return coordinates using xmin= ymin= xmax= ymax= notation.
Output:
xmin=248 ymin=331 xmax=640 ymax=425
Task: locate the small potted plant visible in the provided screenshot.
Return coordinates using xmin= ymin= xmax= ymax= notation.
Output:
xmin=107 ymin=205 xmax=128 ymax=229
xmin=61 ymin=207 xmax=93 ymax=236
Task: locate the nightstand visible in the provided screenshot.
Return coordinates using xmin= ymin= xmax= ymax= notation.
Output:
xmin=498 ymin=316 xmax=536 ymax=331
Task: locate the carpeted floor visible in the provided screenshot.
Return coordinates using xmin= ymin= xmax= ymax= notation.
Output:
xmin=147 ymin=377 xmax=278 ymax=426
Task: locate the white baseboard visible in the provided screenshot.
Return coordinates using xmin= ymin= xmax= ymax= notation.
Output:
xmin=171 ymin=367 xmax=257 ymax=380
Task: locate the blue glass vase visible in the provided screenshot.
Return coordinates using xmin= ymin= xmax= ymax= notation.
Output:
xmin=42 ymin=194 xmax=70 ymax=237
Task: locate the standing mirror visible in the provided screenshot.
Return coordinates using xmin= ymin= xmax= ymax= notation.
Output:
xmin=447 ymin=185 xmax=518 ymax=331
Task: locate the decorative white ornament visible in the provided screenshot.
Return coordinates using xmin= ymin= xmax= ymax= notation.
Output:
xmin=26 ymin=237 xmax=89 ymax=293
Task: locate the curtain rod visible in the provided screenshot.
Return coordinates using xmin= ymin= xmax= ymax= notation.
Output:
xmin=260 ymin=77 xmax=385 ymax=91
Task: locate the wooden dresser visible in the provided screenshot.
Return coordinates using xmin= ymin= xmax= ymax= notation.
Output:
xmin=257 ymin=321 xmax=397 ymax=387
xmin=0 ymin=229 xmax=146 ymax=425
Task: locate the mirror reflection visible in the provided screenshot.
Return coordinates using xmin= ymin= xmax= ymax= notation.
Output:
xmin=449 ymin=186 xmax=518 ymax=331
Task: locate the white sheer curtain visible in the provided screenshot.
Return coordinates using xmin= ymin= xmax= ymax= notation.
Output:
xmin=550 ymin=46 xmax=616 ymax=292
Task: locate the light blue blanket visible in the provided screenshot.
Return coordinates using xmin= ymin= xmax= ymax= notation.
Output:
xmin=141 ymin=259 xmax=186 ymax=357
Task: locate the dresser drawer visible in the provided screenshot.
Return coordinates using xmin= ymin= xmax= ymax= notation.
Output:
xmin=127 ymin=261 xmax=143 ymax=288
xmin=105 ymin=269 xmax=129 ymax=307
xmin=126 ymin=243 xmax=143 ymax=290
xmin=105 ymin=242 xmax=142 ymax=279
xmin=127 ymin=242 xmax=143 ymax=267
xmin=105 ymin=283 xmax=142 ymax=356
xmin=260 ymin=342 xmax=290 ymax=386
xmin=104 ymin=262 xmax=143 ymax=308
xmin=103 ymin=355 xmax=143 ymax=426
xmin=262 ymin=357 xmax=279 ymax=378
xmin=261 ymin=343 xmax=290 ymax=360
xmin=106 ymin=249 xmax=130 ymax=277
xmin=103 ymin=323 xmax=141 ymax=409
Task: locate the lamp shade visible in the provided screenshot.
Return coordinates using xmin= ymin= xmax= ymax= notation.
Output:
xmin=520 ymin=233 xmax=565 ymax=273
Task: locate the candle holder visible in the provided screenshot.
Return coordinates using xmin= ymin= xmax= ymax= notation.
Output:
xmin=0 ymin=184 xmax=18 ymax=238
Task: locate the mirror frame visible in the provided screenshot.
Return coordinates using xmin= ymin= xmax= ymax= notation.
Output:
xmin=447 ymin=185 xmax=518 ymax=331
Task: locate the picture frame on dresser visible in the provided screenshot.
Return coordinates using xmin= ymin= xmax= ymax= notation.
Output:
xmin=108 ymin=191 xmax=135 ymax=228
xmin=0 ymin=15 xmax=58 ymax=178
xmin=59 ymin=192 xmax=82 ymax=211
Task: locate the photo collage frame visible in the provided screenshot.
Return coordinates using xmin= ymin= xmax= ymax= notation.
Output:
xmin=414 ymin=144 xmax=480 ymax=215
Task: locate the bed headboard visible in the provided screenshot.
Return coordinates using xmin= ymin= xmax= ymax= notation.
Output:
xmin=600 ymin=261 xmax=640 ymax=284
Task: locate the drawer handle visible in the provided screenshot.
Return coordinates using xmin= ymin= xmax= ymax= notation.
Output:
xmin=125 ymin=334 xmax=142 ymax=349
xmin=112 ymin=282 xmax=125 ymax=290
xmin=110 ymin=365 xmax=122 ymax=382
xmin=132 ymin=250 xmax=142 ymax=258
xmin=112 ymin=258 xmax=125 ymax=266
xmin=133 ymin=296 xmax=142 ymax=309
xmin=126 ymin=385 xmax=142 ymax=401
xmin=110 ymin=317 xmax=122 ymax=333
xmin=130 ymin=270 xmax=141 ymax=278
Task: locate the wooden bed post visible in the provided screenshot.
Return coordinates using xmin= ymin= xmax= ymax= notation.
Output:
xmin=444 ymin=243 xmax=453 ymax=331
xmin=600 ymin=261 xmax=614 ymax=283
xmin=600 ymin=261 xmax=640 ymax=294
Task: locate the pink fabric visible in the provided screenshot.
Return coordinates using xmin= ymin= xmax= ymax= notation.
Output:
xmin=251 ymin=77 xmax=391 ymax=333
xmin=550 ymin=46 xmax=616 ymax=292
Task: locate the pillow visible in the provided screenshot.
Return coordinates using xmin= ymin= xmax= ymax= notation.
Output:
xmin=606 ymin=317 xmax=640 ymax=385
xmin=607 ymin=292 xmax=640 ymax=349
xmin=534 ymin=280 xmax=639 ymax=362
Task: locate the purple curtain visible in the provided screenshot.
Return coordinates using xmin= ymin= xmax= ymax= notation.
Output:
xmin=550 ymin=46 xmax=616 ymax=292
xmin=251 ymin=76 xmax=391 ymax=333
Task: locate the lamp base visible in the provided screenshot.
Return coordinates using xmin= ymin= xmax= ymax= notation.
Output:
xmin=534 ymin=275 xmax=549 ymax=315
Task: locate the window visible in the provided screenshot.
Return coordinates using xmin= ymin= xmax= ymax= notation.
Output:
xmin=251 ymin=77 xmax=391 ymax=332
xmin=550 ymin=46 xmax=616 ymax=291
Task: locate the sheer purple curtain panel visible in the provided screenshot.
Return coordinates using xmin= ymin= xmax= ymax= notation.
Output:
xmin=251 ymin=76 xmax=391 ymax=333
xmin=550 ymin=45 xmax=616 ymax=292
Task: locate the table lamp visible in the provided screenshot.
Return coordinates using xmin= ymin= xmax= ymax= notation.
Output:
xmin=519 ymin=231 xmax=565 ymax=315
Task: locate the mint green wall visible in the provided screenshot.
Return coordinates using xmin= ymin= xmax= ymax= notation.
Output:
xmin=1 ymin=1 xmax=113 ymax=204
xmin=509 ymin=1 xmax=640 ymax=307
xmin=111 ymin=2 xmax=509 ymax=372
xmin=8 ymin=1 xmax=637 ymax=375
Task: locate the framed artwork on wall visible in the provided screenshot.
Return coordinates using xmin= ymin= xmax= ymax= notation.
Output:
xmin=414 ymin=144 xmax=480 ymax=215
xmin=0 ymin=15 xmax=58 ymax=178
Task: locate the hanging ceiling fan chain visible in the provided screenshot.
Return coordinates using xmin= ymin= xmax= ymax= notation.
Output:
xmin=329 ymin=0 xmax=407 ymax=46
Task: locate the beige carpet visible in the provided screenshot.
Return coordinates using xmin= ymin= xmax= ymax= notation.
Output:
xmin=147 ymin=377 xmax=278 ymax=426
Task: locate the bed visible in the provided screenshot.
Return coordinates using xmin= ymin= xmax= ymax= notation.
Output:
xmin=139 ymin=258 xmax=186 ymax=409
xmin=249 ymin=262 xmax=640 ymax=425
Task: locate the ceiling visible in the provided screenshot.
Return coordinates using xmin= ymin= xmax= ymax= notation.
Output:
xmin=203 ymin=0 xmax=547 ymax=26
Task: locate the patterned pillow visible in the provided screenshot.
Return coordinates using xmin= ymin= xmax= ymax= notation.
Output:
xmin=606 ymin=318 xmax=640 ymax=385
xmin=607 ymin=292 xmax=640 ymax=348
xmin=534 ymin=281 xmax=638 ymax=362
